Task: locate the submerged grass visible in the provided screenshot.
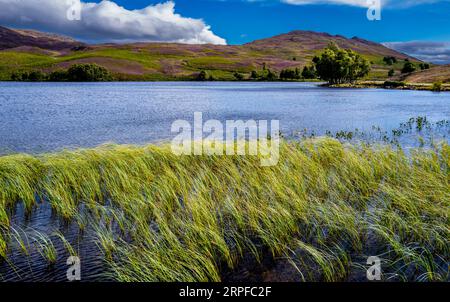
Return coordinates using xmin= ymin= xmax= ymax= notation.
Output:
xmin=0 ymin=138 xmax=448 ymax=281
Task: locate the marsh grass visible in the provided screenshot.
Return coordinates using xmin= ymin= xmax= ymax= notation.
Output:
xmin=0 ymin=138 xmax=448 ymax=281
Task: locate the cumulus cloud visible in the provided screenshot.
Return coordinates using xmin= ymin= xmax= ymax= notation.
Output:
xmin=0 ymin=0 xmax=226 ymax=44
xmin=383 ymin=41 xmax=450 ymax=64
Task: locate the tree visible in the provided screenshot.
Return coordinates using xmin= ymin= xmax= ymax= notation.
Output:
xmin=432 ymin=81 xmax=442 ymax=92
xmin=383 ymin=56 xmax=397 ymax=66
xmin=301 ymin=66 xmax=316 ymax=79
xmin=419 ymin=63 xmax=430 ymax=70
xmin=196 ymin=70 xmax=208 ymax=81
xmin=280 ymin=68 xmax=298 ymax=80
xmin=312 ymin=42 xmax=371 ymax=84
xmin=11 ymin=70 xmax=52 ymax=81
xmin=10 ymin=71 xmax=24 ymax=81
xmin=401 ymin=61 xmax=416 ymax=74
xmin=250 ymin=70 xmax=259 ymax=80
xmin=388 ymin=69 xmax=395 ymax=77
xmin=48 ymin=70 xmax=69 ymax=81
xmin=67 ymin=64 xmax=113 ymax=81
xmin=233 ymin=72 xmax=244 ymax=81
xmin=266 ymin=69 xmax=278 ymax=81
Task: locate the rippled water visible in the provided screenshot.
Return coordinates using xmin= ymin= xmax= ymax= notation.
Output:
xmin=0 ymin=82 xmax=449 ymax=154
xmin=0 ymin=82 xmax=449 ymax=281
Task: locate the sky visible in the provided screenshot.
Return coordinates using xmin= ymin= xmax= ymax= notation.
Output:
xmin=0 ymin=0 xmax=449 ymax=63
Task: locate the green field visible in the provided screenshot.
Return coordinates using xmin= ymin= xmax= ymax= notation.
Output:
xmin=0 ymin=43 xmax=421 ymax=81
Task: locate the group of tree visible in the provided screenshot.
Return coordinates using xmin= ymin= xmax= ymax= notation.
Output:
xmin=311 ymin=42 xmax=371 ymax=84
xmin=419 ymin=63 xmax=430 ymax=70
xmin=11 ymin=64 xmax=113 ymax=82
xmin=250 ymin=68 xmax=278 ymax=81
xmin=383 ymin=56 xmax=398 ymax=65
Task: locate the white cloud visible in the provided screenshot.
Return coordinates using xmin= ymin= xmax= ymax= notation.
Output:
xmin=0 ymin=0 xmax=227 ymax=45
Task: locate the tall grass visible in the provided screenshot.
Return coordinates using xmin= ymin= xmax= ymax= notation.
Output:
xmin=0 ymin=138 xmax=448 ymax=281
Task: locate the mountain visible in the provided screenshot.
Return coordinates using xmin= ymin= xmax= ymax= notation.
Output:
xmin=0 ymin=26 xmax=84 ymax=51
xmin=0 ymin=27 xmax=436 ymax=81
xmin=245 ymin=30 xmax=415 ymax=60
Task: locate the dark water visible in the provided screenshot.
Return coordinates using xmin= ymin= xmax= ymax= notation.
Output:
xmin=0 ymin=82 xmax=449 ymax=281
xmin=0 ymin=82 xmax=449 ymax=154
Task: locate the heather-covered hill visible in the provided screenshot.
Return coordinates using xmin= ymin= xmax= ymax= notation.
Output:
xmin=0 ymin=27 xmax=424 ymax=81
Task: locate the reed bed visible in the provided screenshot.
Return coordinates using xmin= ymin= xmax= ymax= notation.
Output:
xmin=0 ymin=138 xmax=448 ymax=281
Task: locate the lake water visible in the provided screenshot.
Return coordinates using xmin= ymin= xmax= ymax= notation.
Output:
xmin=0 ymin=81 xmax=449 ymax=281
xmin=0 ymin=82 xmax=449 ymax=154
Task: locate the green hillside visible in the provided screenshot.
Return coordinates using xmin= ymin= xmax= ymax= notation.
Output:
xmin=0 ymin=28 xmax=422 ymax=81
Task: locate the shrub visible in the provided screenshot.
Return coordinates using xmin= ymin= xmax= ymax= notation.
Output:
xmin=196 ymin=70 xmax=208 ymax=81
xmin=419 ymin=63 xmax=430 ymax=70
xmin=383 ymin=56 xmax=397 ymax=65
xmin=280 ymin=68 xmax=299 ymax=80
xmin=388 ymin=69 xmax=395 ymax=77
xmin=383 ymin=81 xmax=406 ymax=88
xmin=10 ymin=71 xmax=24 ymax=81
xmin=233 ymin=72 xmax=245 ymax=81
xmin=402 ymin=62 xmax=416 ymax=74
xmin=301 ymin=66 xmax=317 ymax=79
xmin=266 ymin=69 xmax=278 ymax=81
xmin=48 ymin=70 xmax=69 ymax=82
xmin=431 ymin=81 xmax=442 ymax=92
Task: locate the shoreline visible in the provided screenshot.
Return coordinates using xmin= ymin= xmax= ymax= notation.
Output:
xmin=1 ymin=79 xmax=448 ymax=91
xmin=325 ymin=81 xmax=450 ymax=92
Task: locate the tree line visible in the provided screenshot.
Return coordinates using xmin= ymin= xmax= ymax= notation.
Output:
xmin=11 ymin=64 xmax=113 ymax=82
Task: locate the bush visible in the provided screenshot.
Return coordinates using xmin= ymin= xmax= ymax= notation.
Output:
xmin=196 ymin=70 xmax=208 ymax=81
xmin=233 ymin=72 xmax=245 ymax=81
xmin=432 ymin=81 xmax=442 ymax=92
xmin=401 ymin=62 xmax=416 ymax=74
xmin=419 ymin=63 xmax=430 ymax=70
xmin=280 ymin=68 xmax=300 ymax=80
xmin=12 ymin=70 xmax=47 ymax=81
xmin=10 ymin=71 xmax=24 ymax=81
xmin=28 ymin=71 xmax=47 ymax=81
xmin=301 ymin=66 xmax=317 ymax=79
xmin=383 ymin=56 xmax=397 ymax=65
xmin=48 ymin=70 xmax=69 ymax=82
xmin=67 ymin=64 xmax=113 ymax=81
xmin=383 ymin=81 xmax=406 ymax=88
xmin=266 ymin=69 xmax=278 ymax=81
xmin=388 ymin=69 xmax=395 ymax=77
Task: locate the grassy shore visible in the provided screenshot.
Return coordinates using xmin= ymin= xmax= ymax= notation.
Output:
xmin=328 ymin=81 xmax=450 ymax=91
xmin=0 ymin=138 xmax=449 ymax=281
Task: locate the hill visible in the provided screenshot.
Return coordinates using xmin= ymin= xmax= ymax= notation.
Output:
xmin=0 ymin=26 xmax=84 ymax=51
xmin=0 ymin=27 xmax=429 ymax=81
xmin=400 ymin=65 xmax=450 ymax=83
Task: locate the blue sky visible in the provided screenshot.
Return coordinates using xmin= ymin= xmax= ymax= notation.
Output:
xmin=108 ymin=0 xmax=450 ymax=45
xmin=0 ymin=0 xmax=449 ymax=63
